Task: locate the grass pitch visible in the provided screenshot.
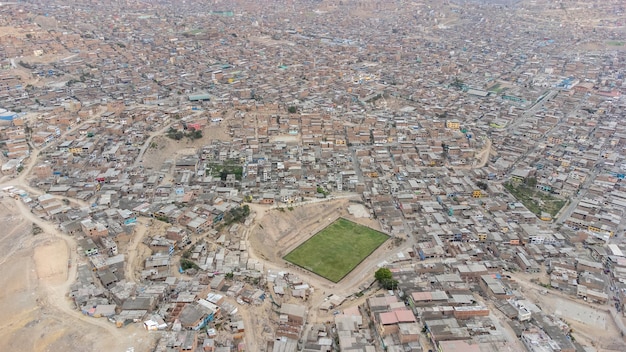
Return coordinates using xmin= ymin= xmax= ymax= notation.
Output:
xmin=283 ymin=218 xmax=388 ymax=282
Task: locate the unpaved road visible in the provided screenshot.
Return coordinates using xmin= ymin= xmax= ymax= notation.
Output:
xmin=246 ymin=197 xmax=411 ymax=323
xmin=0 ymin=190 xmax=156 ymax=351
xmin=511 ymin=273 xmax=626 ymax=351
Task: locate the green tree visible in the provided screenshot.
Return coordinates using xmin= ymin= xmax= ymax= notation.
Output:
xmin=287 ymin=106 xmax=297 ymax=114
xmin=180 ymin=258 xmax=199 ymax=270
xmin=374 ymin=268 xmax=399 ymax=290
xmin=375 ymin=267 xmax=392 ymax=281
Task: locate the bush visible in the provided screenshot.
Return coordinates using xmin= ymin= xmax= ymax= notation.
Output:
xmin=191 ymin=129 xmax=202 ymax=139
xmin=155 ymin=215 xmax=170 ymax=223
xmin=32 ymin=223 xmax=43 ymax=235
xmin=167 ymin=129 xmax=184 ymax=140
xmin=180 ymin=258 xmax=199 ymax=271
xmin=316 ymin=186 xmax=329 ymax=197
xmin=223 ymin=205 xmax=250 ymax=224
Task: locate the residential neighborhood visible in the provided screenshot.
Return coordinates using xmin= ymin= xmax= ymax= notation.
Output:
xmin=1 ymin=1 xmax=626 ymax=352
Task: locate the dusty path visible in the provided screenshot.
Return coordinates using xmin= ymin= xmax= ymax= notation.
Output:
xmin=12 ymin=200 xmax=120 ymax=336
xmin=474 ymin=138 xmax=492 ymax=168
xmin=451 ymin=137 xmax=492 ymax=170
xmin=0 ymin=193 xmax=156 ymax=351
xmin=4 ymin=113 xmax=102 ymax=209
xmin=511 ymin=273 xmax=626 ymax=351
xmin=133 ymin=123 xmax=174 ymax=167
xmin=124 ymin=218 xmax=151 ymax=283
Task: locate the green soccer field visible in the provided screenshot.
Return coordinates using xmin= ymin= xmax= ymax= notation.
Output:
xmin=283 ymin=218 xmax=389 ymax=282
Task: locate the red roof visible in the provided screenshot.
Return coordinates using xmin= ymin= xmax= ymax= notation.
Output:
xmin=411 ymin=291 xmax=433 ymax=301
xmin=379 ymin=309 xmax=416 ymax=325
xmin=395 ymin=309 xmax=416 ymax=323
xmin=379 ymin=311 xmax=398 ymax=325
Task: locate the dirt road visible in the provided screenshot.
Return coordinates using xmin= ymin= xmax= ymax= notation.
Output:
xmin=510 ymin=273 xmax=626 ymax=350
xmin=245 ymin=197 xmax=413 ymax=328
xmin=0 ymin=197 xmax=156 ymax=352
xmin=133 ymin=123 xmax=174 ymax=167
xmin=124 ymin=218 xmax=153 ymax=283
xmin=451 ymin=137 xmax=492 ymax=170
xmin=474 ymin=138 xmax=492 ymax=168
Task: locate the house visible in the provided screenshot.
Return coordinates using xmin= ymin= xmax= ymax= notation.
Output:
xmin=100 ymin=236 xmax=118 ymax=256
xmin=176 ymin=156 xmax=200 ymax=173
xmin=260 ymin=192 xmax=275 ymax=204
xmin=187 ymin=216 xmax=209 ymax=234
xmin=446 ymin=119 xmax=461 ymax=130
xmin=81 ymin=219 xmax=108 ymax=238
xmin=209 ymin=275 xmax=226 ymax=291
xmin=279 ymin=303 xmax=307 ymax=326
xmin=179 ymin=302 xmax=215 ymax=330
xmin=479 ymin=274 xmax=513 ymax=299
xmin=510 ymin=168 xmax=532 ymax=184
xmin=121 ymin=296 xmax=156 ymax=313
xmin=377 ymin=308 xmax=416 ymax=336
xmin=79 ymin=238 xmax=99 ymax=256
xmin=167 ymin=226 xmax=188 ymax=241
xmin=179 ymin=331 xmax=198 ymax=352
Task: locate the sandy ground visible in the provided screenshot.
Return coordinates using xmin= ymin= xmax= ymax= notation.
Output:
xmin=0 ymin=197 xmax=158 ymax=352
xmin=246 ymin=197 xmax=411 ymax=325
xmin=249 ymin=198 xmax=375 ymax=262
xmin=512 ymin=272 xmax=626 ymax=352
xmin=141 ymin=119 xmax=230 ymax=171
xmin=0 ymin=107 xmax=169 ymax=352
xmin=117 ymin=218 xmax=169 ymax=283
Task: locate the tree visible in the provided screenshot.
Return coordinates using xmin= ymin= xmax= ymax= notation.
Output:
xmin=375 ymin=268 xmax=398 ymax=290
xmin=180 ymin=258 xmax=199 ymax=271
xmin=287 ymin=106 xmax=297 ymax=114
xmin=375 ymin=268 xmax=392 ymax=281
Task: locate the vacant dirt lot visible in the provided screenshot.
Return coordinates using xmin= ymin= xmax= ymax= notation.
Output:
xmin=513 ymin=273 xmax=626 ymax=352
xmin=141 ymin=118 xmax=230 ymax=171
